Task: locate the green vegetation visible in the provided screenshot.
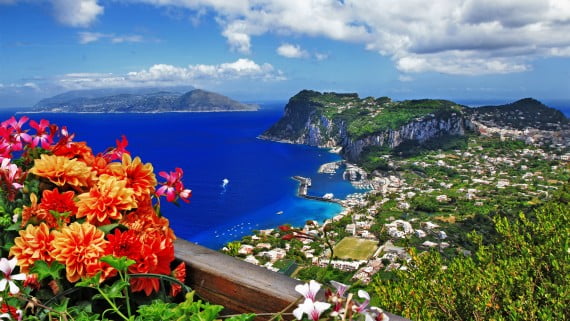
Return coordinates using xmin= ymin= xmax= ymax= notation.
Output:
xmin=333 ymin=237 xmax=378 ymax=260
xmin=311 ymin=94 xmax=464 ymax=139
xmin=369 ymin=184 xmax=570 ymax=320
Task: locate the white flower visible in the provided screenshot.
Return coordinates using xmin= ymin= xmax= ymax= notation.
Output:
xmin=295 ymin=280 xmax=321 ymax=301
xmin=293 ymin=298 xmax=331 ymax=321
xmin=0 ymin=257 xmax=26 ymax=295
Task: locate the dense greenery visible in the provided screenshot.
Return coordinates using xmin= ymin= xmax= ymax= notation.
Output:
xmin=369 ymin=183 xmax=570 ymax=320
xmin=313 ymin=95 xmax=464 ymax=139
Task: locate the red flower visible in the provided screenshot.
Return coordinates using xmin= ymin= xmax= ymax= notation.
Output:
xmin=107 ymin=228 xmax=175 ymax=296
xmin=1 ymin=303 xmax=21 ymax=321
xmin=106 ymin=229 xmax=143 ymax=260
xmin=39 ymin=188 xmax=78 ymax=225
xmin=103 ymin=135 xmax=130 ymax=162
xmin=170 ymin=262 xmax=186 ymax=297
xmin=129 ymin=234 xmax=174 ymax=296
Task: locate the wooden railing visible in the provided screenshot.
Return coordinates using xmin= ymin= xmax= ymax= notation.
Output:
xmin=174 ymin=239 xmax=410 ymax=321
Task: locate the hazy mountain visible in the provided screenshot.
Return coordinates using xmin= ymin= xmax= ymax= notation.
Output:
xmin=33 ymin=87 xmax=258 ymax=113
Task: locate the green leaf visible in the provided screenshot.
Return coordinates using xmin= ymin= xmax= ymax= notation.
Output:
xmin=100 ymin=255 xmax=136 ymax=271
xmin=76 ymin=273 xmax=102 ymax=288
xmin=225 ymin=313 xmax=256 ymax=321
xmin=98 ymin=223 xmax=124 ymax=235
xmin=30 ymin=260 xmax=65 ymax=281
xmin=101 ymin=280 xmax=130 ymax=299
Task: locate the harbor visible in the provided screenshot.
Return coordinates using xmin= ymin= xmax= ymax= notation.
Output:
xmin=292 ymin=176 xmax=345 ymax=205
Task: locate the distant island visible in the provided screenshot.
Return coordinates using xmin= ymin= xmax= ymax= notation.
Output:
xmin=261 ymin=90 xmax=569 ymax=166
xmin=33 ymin=87 xmax=259 ymax=113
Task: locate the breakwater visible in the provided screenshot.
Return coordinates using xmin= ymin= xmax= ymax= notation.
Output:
xmin=292 ymin=176 xmax=344 ymax=205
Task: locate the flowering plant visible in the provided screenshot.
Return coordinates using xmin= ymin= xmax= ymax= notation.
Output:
xmin=0 ymin=116 xmax=196 ymax=320
xmin=293 ymin=280 xmax=389 ymax=321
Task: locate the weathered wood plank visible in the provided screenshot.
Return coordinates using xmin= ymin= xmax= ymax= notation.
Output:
xmin=174 ymin=239 xmax=410 ymax=321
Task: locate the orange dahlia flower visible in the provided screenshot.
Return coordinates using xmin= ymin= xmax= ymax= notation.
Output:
xmin=9 ymin=223 xmax=54 ymax=273
xmin=20 ymin=193 xmax=50 ymax=227
xmin=83 ymin=154 xmax=111 ymax=176
xmin=121 ymin=198 xmax=176 ymax=241
xmin=30 ymin=154 xmax=95 ymax=187
xmin=76 ymin=174 xmax=137 ymax=225
xmin=108 ymin=154 xmax=157 ymax=202
xmin=50 ymin=222 xmax=109 ymax=283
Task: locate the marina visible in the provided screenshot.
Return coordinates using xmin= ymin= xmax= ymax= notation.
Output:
xmin=292 ymin=176 xmax=345 ymax=205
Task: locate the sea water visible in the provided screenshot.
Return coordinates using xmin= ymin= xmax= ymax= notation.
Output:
xmin=1 ymin=105 xmax=359 ymax=249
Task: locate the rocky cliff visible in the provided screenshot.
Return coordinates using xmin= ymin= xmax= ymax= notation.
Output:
xmin=261 ymin=90 xmax=472 ymax=162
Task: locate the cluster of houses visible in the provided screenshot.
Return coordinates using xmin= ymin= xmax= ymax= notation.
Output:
xmin=227 ymin=131 xmax=569 ymax=286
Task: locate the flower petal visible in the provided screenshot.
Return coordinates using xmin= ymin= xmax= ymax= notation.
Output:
xmin=0 ymin=279 xmax=7 ymax=291
xmin=0 ymin=258 xmax=10 ymax=275
xmin=8 ymin=280 xmax=20 ymax=294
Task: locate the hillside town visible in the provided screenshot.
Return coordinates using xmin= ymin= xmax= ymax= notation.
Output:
xmin=225 ymin=126 xmax=570 ymax=284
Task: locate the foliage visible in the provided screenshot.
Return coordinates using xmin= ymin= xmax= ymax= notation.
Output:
xmin=411 ymin=195 xmax=439 ymax=213
xmin=369 ymin=184 xmax=570 ymax=320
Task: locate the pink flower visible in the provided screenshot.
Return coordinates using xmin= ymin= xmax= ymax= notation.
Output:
xmin=0 ymin=158 xmax=23 ymax=190
xmin=0 ymin=257 xmax=27 ymax=295
xmin=3 ymin=116 xmax=32 ymax=146
xmin=293 ymin=298 xmax=331 ymax=321
xmin=353 ymin=290 xmax=371 ymax=314
xmin=295 ymin=280 xmax=321 ymax=302
xmin=156 ymin=168 xmax=192 ymax=203
xmin=29 ymin=119 xmax=53 ymax=149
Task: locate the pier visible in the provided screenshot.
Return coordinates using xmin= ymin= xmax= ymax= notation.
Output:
xmin=291 ymin=176 xmax=344 ymax=205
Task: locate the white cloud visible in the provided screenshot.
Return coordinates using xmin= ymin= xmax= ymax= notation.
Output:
xmin=78 ymin=32 xmax=107 ymax=44
xmin=398 ymin=75 xmax=414 ymax=82
xmin=17 ymin=0 xmax=570 ymax=75
xmin=56 ymin=58 xmax=285 ymax=90
xmin=276 ymin=43 xmax=309 ymax=58
xmin=78 ymin=32 xmax=145 ymax=44
xmin=110 ymin=0 xmax=570 ymax=75
xmin=51 ymin=0 xmax=103 ymax=27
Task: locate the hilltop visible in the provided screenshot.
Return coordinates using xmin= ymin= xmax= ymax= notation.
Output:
xmin=261 ymin=90 xmax=570 ymax=164
xmin=33 ymin=87 xmax=259 ymax=113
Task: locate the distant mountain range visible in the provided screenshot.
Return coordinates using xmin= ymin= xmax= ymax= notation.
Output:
xmin=33 ymin=87 xmax=259 ymax=113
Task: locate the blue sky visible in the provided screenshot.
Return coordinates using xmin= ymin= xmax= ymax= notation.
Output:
xmin=1 ymin=0 xmax=569 ymax=108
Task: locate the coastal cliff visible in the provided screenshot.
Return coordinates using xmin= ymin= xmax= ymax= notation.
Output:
xmin=261 ymin=90 xmax=472 ymax=161
xmin=261 ymin=90 xmax=569 ymax=163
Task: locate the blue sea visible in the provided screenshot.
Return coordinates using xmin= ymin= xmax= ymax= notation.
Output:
xmin=0 ymin=105 xmax=358 ymax=249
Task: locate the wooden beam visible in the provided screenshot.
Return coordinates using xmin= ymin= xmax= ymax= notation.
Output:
xmin=174 ymin=239 xmax=410 ymax=321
